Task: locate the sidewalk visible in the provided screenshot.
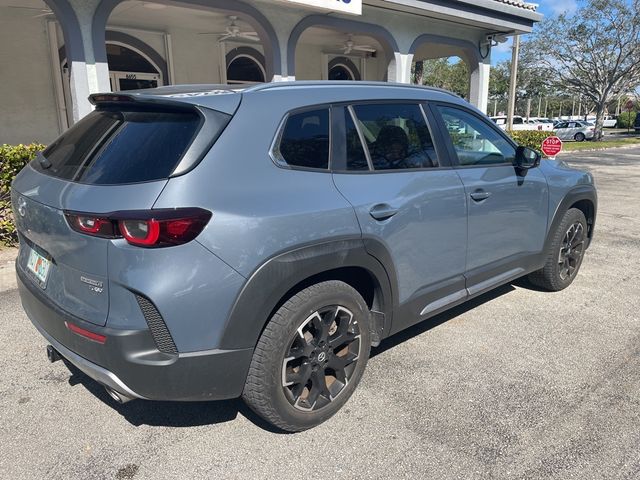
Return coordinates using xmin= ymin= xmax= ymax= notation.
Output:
xmin=0 ymin=247 xmax=18 ymax=293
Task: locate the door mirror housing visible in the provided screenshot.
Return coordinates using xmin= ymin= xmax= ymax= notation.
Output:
xmin=515 ymin=146 xmax=541 ymax=170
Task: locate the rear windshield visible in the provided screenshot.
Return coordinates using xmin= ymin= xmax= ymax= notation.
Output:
xmin=33 ymin=107 xmax=207 ymax=184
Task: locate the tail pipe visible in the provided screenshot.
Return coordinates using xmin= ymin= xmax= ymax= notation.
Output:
xmin=46 ymin=345 xmax=62 ymax=363
xmin=105 ymin=386 xmax=134 ymax=404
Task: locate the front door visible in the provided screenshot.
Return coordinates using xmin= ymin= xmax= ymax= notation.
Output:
xmin=433 ymin=104 xmax=549 ymax=295
xmin=331 ymin=103 xmax=468 ymax=333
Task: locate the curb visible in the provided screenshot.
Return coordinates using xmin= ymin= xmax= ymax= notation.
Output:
xmin=558 ymin=144 xmax=640 ymax=154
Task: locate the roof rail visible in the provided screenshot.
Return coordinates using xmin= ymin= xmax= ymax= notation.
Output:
xmin=242 ymin=80 xmax=460 ymax=98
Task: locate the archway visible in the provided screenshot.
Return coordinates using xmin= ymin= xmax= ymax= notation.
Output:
xmin=288 ymin=15 xmax=398 ymax=81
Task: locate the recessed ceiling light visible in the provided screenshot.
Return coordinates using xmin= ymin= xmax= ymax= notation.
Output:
xmin=143 ymin=3 xmax=167 ymax=9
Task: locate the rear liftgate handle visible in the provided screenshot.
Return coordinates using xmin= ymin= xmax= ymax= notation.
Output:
xmin=369 ymin=204 xmax=399 ymax=221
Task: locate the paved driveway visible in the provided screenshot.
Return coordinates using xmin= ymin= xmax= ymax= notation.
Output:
xmin=1 ymin=148 xmax=639 ymax=479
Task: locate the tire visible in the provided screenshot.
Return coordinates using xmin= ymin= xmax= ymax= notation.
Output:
xmin=574 ymin=132 xmax=586 ymax=142
xmin=528 ymin=208 xmax=588 ymax=291
xmin=242 ymin=280 xmax=372 ymax=432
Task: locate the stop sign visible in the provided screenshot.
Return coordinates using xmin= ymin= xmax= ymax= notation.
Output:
xmin=541 ymin=136 xmax=563 ymax=157
xmin=625 ymin=99 xmax=635 ymax=111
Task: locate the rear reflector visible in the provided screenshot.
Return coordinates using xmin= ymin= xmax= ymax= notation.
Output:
xmin=65 ymin=321 xmax=107 ymax=344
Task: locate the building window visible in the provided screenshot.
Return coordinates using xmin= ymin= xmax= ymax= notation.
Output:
xmin=328 ymin=57 xmax=361 ymax=81
xmin=226 ymin=48 xmax=266 ymax=84
xmin=106 ymin=43 xmax=162 ymax=91
xmin=329 ymin=65 xmax=354 ymax=81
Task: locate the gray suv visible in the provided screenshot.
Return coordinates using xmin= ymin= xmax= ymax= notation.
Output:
xmin=11 ymin=82 xmax=597 ymax=432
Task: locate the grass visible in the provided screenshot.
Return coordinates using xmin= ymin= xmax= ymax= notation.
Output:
xmin=560 ymin=137 xmax=640 ymax=153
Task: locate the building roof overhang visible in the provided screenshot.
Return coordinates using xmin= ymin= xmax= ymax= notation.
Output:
xmin=369 ymin=0 xmax=543 ymax=34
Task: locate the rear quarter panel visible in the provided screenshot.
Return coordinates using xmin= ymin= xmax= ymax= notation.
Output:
xmin=153 ymin=91 xmax=371 ymax=278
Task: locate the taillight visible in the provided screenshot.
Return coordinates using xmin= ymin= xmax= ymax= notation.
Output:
xmin=65 ymin=209 xmax=211 ymax=248
xmin=66 ymin=214 xmax=117 ymax=237
xmin=119 ymin=219 xmax=161 ymax=246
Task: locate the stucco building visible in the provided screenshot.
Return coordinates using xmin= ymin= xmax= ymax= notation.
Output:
xmin=0 ymin=0 xmax=541 ymax=144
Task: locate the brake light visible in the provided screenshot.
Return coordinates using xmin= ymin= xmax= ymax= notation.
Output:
xmin=65 ymin=209 xmax=211 ymax=247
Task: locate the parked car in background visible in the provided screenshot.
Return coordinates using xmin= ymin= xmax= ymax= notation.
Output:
xmin=634 ymin=112 xmax=640 ymax=132
xmin=11 ymin=82 xmax=597 ymax=432
xmin=603 ymin=115 xmax=618 ymax=128
xmin=527 ymin=117 xmax=554 ymax=131
xmin=554 ymin=120 xmax=595 ymax=141
xmin=491 ymin=115 xmax=548 ymax=131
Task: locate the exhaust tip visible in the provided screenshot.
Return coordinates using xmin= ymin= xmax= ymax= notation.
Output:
xmin=46 ymin=345 xmax=62 ymax=363
xmin=105 ymin=386 xmax=134 ymax=404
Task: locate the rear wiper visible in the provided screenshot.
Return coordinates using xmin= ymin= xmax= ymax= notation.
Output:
xmin=36 ymin=151 xmax=51 ymax=169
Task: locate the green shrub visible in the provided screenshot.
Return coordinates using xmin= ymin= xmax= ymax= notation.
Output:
xmin=616 ymin=111 xmax=638 ymax=129
xmin=507 ymin=130 xmax=556 ymax=157
xmin=0 ymin=143 xmax=45 ymax=247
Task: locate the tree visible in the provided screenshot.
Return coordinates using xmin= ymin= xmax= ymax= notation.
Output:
xmin=412 ymin=57 xmax=469 ymax=98
xmin=527 ymin=0 xmax=640 ymax=140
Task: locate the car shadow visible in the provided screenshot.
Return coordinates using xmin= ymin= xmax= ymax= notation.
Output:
xmin=64 ymin=361 xmax=284 ymax=432
xmin=62 ymin=280 xmax=523 ymax=432
xmin=371 ymin=282 xmax=516 ymax=358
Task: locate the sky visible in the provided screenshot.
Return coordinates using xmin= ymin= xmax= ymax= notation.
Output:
xmin=490 ymin=0 xmax=579 ymax=65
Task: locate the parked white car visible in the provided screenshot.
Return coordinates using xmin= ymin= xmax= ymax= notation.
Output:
xmin=491 ymin=115 xmax=549 ymax=131
xmin=603 ymin=115 xmax=618 ymax=128
xmin=528 ymin=117 xmax=554 ymax=131
xmin=554 ymin=120 xmax=595 ymax=142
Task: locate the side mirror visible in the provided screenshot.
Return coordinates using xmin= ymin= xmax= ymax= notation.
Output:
xmin=515 ymin=146 xmax=541 ymax=170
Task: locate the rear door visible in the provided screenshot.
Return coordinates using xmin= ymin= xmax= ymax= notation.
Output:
xmin=11 ymin=104 xmax=211 ymax=326
xmin=432 ymin=104 xmax=548 ymax=294
xmin=331 ymin=102 xmax=468 ymax=332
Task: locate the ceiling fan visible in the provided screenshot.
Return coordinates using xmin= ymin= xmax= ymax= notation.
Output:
xmin=199 ymin=16 xmax=260 ymax=44
xmin=6 ymin=5 xmax=54 ymax=17
xmin=338 ymin=34 xmax=376 ymax=55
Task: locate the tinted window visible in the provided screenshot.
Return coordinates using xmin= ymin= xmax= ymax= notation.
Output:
xmin=513 ymin=117 xmax=524 ymax=124
xmin=555 ymin=122 xmax=568 ymax=129
xmin=34 ymin=108 xmax=205 ymax=184
xmin=344 ymin=108 xmax=369 ymax=171
xmin=437 ymin=106 xmax=516 ymax=166
xmin=351 ymin=104 xmax=438 ymax=170
xmin=276 ymin=109 xmax=330 ymax=169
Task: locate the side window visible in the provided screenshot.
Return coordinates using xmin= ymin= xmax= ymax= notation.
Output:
xmin=350 ymin=103 xmax=438 ymax=170
xmin=275 ymin=108 xmax=330 ymax=169
xmin=513 ymin=117 xmax=524 ymax=125
xmin=437 ymin=106 xmax=516 ymax=167
xmin=344 ymin=108 xmax=369 ymax=171
xmin=556 ymin=122 xmax=567 ymax=129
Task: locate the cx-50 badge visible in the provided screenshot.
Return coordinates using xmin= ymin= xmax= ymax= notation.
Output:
xmin=17 ymin=196 xmax=27 ymax=217
xmin=80 ymin=276 xmax=104 ymax=294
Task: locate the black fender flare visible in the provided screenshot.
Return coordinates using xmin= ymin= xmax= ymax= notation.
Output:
xmin=544 ymin=185 xmax=597 ymax=253
xmin=219 ymin=237 xmax=395 ymax=351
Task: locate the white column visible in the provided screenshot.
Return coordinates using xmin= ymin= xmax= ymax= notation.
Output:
xmin=469 ymin=60 xmax=491 ymax=113
xmin=387 ymin=52 xmax=413 ymax=84
xmin=64 ymin=0 xmax=110 ymax=122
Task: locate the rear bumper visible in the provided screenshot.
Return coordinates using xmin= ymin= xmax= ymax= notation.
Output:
xmin=17 ymin=265 xmax=253 ymax=401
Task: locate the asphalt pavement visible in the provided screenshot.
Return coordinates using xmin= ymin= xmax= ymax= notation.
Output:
xmin=0 ymin=147 xmax=639 ymax=479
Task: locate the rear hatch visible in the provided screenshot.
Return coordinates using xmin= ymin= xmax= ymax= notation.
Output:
xmin=12 ymin=96 xmax=232 ymax=327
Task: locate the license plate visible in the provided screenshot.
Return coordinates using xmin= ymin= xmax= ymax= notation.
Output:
xmin=26 ymin=248 xmax=51 ymax=285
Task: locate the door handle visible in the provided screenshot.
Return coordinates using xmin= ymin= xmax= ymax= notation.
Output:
xmin=369 ymin=204 xmax=399 ymax=221
xmin=470 ymin=190 xmax=492 ymax=202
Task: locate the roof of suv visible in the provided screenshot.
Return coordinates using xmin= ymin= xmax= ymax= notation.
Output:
xmin=90 ymin=81 xmax=464 ymax=113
